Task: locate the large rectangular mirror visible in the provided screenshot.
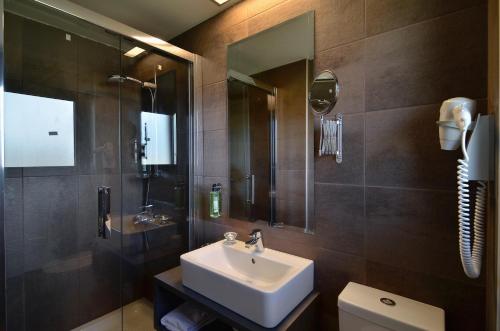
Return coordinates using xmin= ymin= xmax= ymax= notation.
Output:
xmin=227 ymin=12 xmax=314 ymax=232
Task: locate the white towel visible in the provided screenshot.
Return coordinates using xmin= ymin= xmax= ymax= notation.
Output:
xmin=160 ymin=302 xmax=215 ymax=331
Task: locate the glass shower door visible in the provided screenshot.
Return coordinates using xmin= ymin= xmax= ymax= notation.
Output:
xmin=4 ymin=2 xmax=191 ymax=330
xmin=119 ymin=38 xmax=191 ymax=331
xmin=4 ymin=1 xmax=123 ymax=330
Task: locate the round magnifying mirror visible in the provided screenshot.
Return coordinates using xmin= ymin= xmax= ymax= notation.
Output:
xmin=309 ymin=70 xmax=340 ymax=116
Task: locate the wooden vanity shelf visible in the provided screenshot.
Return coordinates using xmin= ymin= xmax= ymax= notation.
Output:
xmin=154 ymin=266 xmax=319 ymax=331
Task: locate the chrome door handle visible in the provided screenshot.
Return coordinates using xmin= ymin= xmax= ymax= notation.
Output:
xmin=251 ymin=174 xmax=255 ymax=205
xmin=98 ymin=186 xmax=111 ymax=239
xmin=245 ymin=175 xmax=255 ymax=205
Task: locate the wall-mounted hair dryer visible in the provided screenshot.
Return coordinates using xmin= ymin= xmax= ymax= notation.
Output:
xmin=439 ymin=97 xmax=476 ymax=150
xmin=437 ymin=97 xmax=492 ymax=279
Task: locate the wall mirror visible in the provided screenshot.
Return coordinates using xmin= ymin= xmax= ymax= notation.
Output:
xmin=309 ymin=70 xmax=340 ymax=116
xmin=227 ymin=11 xmax=315 ymax=232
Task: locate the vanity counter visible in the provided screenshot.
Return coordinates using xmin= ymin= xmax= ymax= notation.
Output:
xmin=154 ymin=266 xmax=319 ymax=331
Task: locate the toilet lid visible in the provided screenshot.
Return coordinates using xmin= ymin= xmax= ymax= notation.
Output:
xmin=338 ymin=282 xmax=445 ymax=331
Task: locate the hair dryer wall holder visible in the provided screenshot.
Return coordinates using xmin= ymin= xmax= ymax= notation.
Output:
xmin=437 ymin=114 xmax=493 ymax=181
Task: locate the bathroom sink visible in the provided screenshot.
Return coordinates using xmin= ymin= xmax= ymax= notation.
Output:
xmin=180 ymin=240 xmax=314 ymax=328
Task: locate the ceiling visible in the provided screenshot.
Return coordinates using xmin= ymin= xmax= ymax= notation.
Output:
xmin=67 ymin=0 xmax=240 ymax=41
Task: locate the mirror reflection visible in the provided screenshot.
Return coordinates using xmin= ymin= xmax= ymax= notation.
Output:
xmin=227 ymin=12 xmax=314 ymax=232
xmin=309 ymin=70 xmax=340 ymax=116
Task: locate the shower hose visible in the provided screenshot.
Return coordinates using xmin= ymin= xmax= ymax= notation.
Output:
xmin=457 ymin=129 xmax=487 ymax=279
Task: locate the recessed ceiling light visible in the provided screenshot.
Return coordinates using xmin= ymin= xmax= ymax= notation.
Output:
xmin=212 ymin=0 xmax=229 ymax=5
xmin=124 ymin=46 xmax=145 ymax=58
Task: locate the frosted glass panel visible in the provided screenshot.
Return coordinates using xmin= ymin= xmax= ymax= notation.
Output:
xmin=140 ymin=112 xmax=173 ymax=165
xmin=5 ymin=92 xmax=75 ymax=167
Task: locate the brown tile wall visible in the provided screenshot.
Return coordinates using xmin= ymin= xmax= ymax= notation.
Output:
xmin=171 ymin=0 xmax=488 ymax=329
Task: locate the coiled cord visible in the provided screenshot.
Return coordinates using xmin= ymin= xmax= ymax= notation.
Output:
xmin=457 ymin=130 xmax=487 ymax=279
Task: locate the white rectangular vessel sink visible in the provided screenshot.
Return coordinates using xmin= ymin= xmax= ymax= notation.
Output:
xmin=181 ymin=240 xmax=314 ymax=328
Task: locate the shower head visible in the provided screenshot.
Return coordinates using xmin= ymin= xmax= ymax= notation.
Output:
xmin=108 ymin=74 xmax=125 ymax=83
xmin=107 ymin=75 xmax=157 ymax=89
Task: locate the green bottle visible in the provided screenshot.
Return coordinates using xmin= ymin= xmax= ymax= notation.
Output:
xmin=209 ymin=183 xmax=222 ymax=218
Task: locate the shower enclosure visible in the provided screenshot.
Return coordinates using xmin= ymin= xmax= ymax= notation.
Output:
xmin=2 ymin=0 xmax=194 ymax=330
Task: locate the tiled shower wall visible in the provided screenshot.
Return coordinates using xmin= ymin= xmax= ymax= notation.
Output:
xmin=171 ymin=0 xmax=488 ymax=330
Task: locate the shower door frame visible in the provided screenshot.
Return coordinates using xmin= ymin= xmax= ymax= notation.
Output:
xmin=0 ymin=0 xmax=200 ymax=328
xmin=0 ymin=0 xmax=6 ymax=328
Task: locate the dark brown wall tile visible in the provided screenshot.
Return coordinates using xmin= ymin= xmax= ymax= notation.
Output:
xmin=366 ymin=261 xmax=485 ymax=331
xmin=5 ymin=13 xmax=24 ymax=84
xmin=315 ymin=249 xmax=366 ymax=319
xmin=277 ymin=136 xmax=306 ymax=171
xmin=366 ymin=104 xmax=459 ymax=190
xmin=315 ymin=184 xmax=364 ymax=255
xmin=202 ymin=21 xmax=249 ymax=86
xmin=77 ymin=93 xmax=120 ymax=175
xmin=210 ymin=1 xmax=249 ymax=32
xmin=365 ymin=5 xmax=487 ymax=111
xmin=366 ymin=0 xmax=485 ymax=36
xmin=77 ymin=37 xmax=120 ymax=97
xmin=203 ymin=82 xmax=227 ymax=131
xmin=315 ymin=40 xmax=365 ymax=115
xmin=203 ymin=130 xmax=228 ymax=177
xmin=315 ymin=0 xmax=365 ymax=52
xmin=246 ymin=0 xmax=289 ymax=18
xmin=23 ymin=19 xmax=78 ymax=94
xmin=5 ymin=178 xmax=23 ymax=245
xmin=315 ymin=113 xmax=364 ymax=185
xmin=23 ymin=176 xmax=79 ymax=268
xmin=247 ymin=0 xmax=315 ymax=36
xmin=277 ymin=170 xmax=305 ymax=199
xmin=365 ymin=186 xmax=482 ymax=284
xmin=277 ymin=197 xmax=306 ymax=228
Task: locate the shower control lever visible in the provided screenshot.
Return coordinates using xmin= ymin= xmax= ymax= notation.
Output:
xmin=98 ymin=186 xmax=111 ymax=239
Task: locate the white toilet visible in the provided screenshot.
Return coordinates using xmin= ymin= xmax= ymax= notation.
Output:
xmin=338 ymin=282 xmax=445 ymax=331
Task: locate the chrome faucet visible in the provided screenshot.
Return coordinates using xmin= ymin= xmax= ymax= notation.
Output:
xmin=245 ymin=229 xmax=264 ymax=252
xmin=134 ymin=204 xmax=154 ymax=224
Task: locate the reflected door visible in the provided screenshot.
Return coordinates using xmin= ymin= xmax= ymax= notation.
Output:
xmin=228 ymin=79 xmax=274 ymax=223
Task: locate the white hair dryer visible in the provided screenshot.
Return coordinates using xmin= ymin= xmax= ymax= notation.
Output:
xmin=438 ymin=97 xmax=486 ymax=279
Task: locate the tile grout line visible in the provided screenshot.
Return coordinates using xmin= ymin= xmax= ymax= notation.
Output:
xmin=363 ymin=3 xmax=486 ymax=41
xmin=365 ymin=184 xmax=456 ymax=193
xmin=366 ymin=98 xmax=488 ymax=114
xmin=315 ymin=181 xmax=456 ymax=193
xmin=316 ymin=3 xmax=485 ymax=56
xmin=365 ymin=259 xmax=487 ymax=289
